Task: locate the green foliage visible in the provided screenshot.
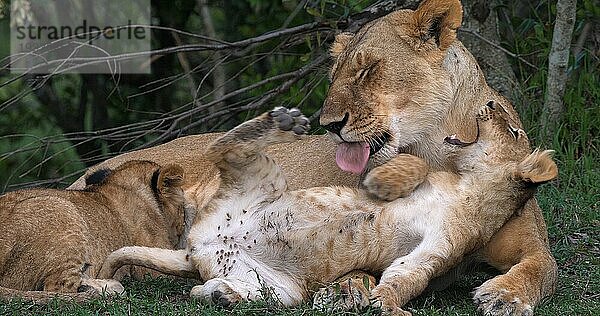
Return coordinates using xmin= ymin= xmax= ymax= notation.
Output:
xmin=0 ymin=76 xmax=84 ymax=189
xmin=501 ymin=0 xmax=599 ymax=209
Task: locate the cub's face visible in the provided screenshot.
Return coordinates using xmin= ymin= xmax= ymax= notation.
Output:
xmin=471 ymin=101 xmax=557 ymax=189
xmin=475 ymin=101 xmax=531 ymax=163
xmin=449 ymin=101 xmax=532 ymax=171
xmin=320 ymin=0 xmax=463 ymax=173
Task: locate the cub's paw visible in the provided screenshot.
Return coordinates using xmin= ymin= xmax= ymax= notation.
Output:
xmin=370 ymin=284 xmax=413 ymax=316
xmin=78 ymin=278 xmax=125 ymax=296
xmin=269 ymin=107 xmax=310 ymax=135
xmin=190 ymin=278 xmax=254 ymax=307
xmin=473 ymin=278 xmax=533 ymax=316
xmin=312 ymin=274 xmax=375 ymax=312
xmin=363 ymin=154 xmax=429 ymax=201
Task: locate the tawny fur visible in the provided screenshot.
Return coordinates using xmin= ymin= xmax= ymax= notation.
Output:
xmin=0 ymin=161 xmax=185 ymax=304
xmin=68 ymin=134 xmax=360 ymax=249
xmin=100 ymin=106 xmax=556 ymax=316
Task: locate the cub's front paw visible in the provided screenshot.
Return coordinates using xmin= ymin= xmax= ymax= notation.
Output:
xmin=77 ymin=278 xmax=125 ymax=296
xmin=312 ymin=274 xmax=375 ymax=312
xmin=363 ymin=154 xmax=429 ymax=201
xmin=370 ymin=284 xmax=412 ymax=316
xmin=270 ymin=107 xmax=310 ymax=135
xmin=473 ymin=277 xmax=533 ymax=316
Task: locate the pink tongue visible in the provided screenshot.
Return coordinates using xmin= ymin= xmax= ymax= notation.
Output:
xmin=335 ymin=142 xmax=370 ymax=174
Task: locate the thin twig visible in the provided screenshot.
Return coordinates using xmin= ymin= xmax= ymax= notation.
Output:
xmin=459 ymin=28 xmax=538 ymax=70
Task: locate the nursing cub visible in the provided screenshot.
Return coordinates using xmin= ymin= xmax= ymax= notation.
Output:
xmin=100 ymin=104 xmax=556 ymax=315
xmin=0 ymin=161 xmax=185 ymax=303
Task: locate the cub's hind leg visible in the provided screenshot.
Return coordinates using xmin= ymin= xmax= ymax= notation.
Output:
xmin=205 ymin=107 xmax=309 ymax=167
xmin=189 ymin=108 xmax=311 ymax=306
xmin=190 ymin=277 xmax=261 ymax=307
xmin=205 ymin=107 xmax=310 ymax=192
xmin=7 ymin=211 xmax=125 ymax=296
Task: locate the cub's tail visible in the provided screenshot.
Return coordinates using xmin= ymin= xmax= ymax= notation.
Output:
xmin=0 ymin=286 xmax=97 ymax=305
xmin=98 ymin=247 xmax=199 ymax=280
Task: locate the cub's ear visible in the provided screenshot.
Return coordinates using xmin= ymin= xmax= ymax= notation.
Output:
xmin=445 ymin=117 xmax=479 ymax=147
xmin=410 ymin=0 xmax=463 ymax=51
xmin=330 ymin=32 xmax=354 ymax=58
xmin=85 ymin=168 xmax=111 ymax=187
xmin=516 ymin=149 xmax=558 ymax=184
xmin=156 ymin=164 xmax=185 ymax=193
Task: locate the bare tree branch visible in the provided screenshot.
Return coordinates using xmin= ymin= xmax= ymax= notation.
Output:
xmin=459 ymin=28 xmax=538 ymax=70
xmin=0 ymin=0 xmax=412 ymax=191
xmin=172 ymin=31 xmax=198 ymax=97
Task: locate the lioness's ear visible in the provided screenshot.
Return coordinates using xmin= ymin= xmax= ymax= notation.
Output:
xmin=410 ymin=0 xmax=463 ymax=51
xmin=330 ymin=32 xmax=354 ymax=58
xmin=516 ymin=150 xmax=558 ymax=184
xmin=156 ymin=164 xmax=184 ymax=192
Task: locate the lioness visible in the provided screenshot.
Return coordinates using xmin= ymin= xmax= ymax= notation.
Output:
xmin=319 ymin=0 xmax=557 ymax=314
xmin=98 ymin=105 xmax=557 ymax=315
xmin=0 ymin=161 xmax=186 ymax=303
xmin=70 ymin=0 xmax=557 ymax=314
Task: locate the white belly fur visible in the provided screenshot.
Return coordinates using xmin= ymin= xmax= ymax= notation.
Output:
xmin=186 ymin=175 xmax=458 ymax=304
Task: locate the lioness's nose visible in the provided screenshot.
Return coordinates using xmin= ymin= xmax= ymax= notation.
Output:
xmin=321 ymin=112 xmax=349 ymax=135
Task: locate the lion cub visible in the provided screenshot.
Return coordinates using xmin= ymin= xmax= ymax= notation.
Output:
xmin=100 ymin=104 xmax=556 ymax=315
xmin=0 ymin=160 xmax=185 ymax=303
